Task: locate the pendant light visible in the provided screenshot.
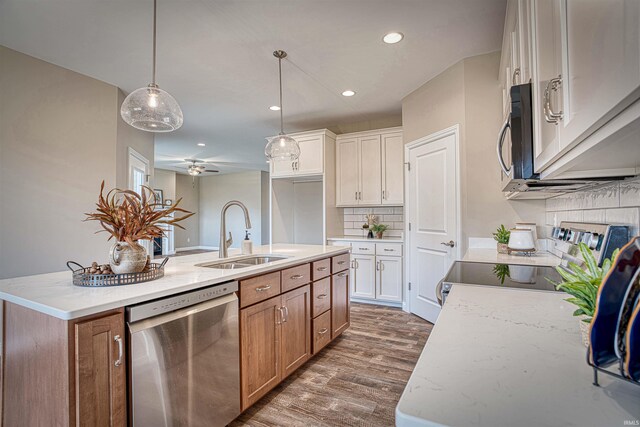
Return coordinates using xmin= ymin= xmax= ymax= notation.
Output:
xmin=265 ymin=50 xmax=300 ymax=161
xmin=120 ymin=0 xmax=183 ymax=132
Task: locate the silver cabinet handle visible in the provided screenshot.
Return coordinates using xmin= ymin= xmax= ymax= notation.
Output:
xmin=379 ymin=261 xmax=384 ymax=271
xmin=318 ymin=328 xmax=328 ymax=335
xmin=383 ymin=248 xmax=394 ymax=252
xmin=358 ymin=247 xmax=369 ymax=251
xmin=376 ymin=261 xmax=380 ymax=271
xmin=290 ymin=274 xmax=304 ymax=280
xmin=337 ymin=260 xmax=346 ymax=265
xmin=114 ymin=335 xmax=123 ymax=367
xmin=255 ymin=284 xmax=272 ymax=292
xmin=512 ymin=67 xmax=520 ymax=86
xmin=279 ymin=307 xmax=287 ymax=323
xmin=337 ymin=272 xmax=348 ymax=277
xmin=544 ymin=75 xmax=563 ymax=124
xmin=382 ymin=190 xmax=386 ymax=200
xmin=317 ymin=294 xmax=328 ymax=299
xmin=355 ymin=260 xmax=359 ymax=269
xmin=440 ymin=240 xmax=455 ymax=248
xmin=283 ymin=306 xmax=289 ymax=321
xmin=496 ymin=115 xmax=511 ymax=176
xmin=359 ymin=191 xmax=362 ymax=200
xmin=317 ymin=266 xmax=328 ymax=271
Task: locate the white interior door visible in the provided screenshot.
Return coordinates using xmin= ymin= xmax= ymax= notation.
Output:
xmin=128 ymin=148 xmax=153 ymax=258
xmin=406 ymin=126 xmax=459 ymax=323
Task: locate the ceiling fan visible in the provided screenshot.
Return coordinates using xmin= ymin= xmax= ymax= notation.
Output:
xmin=182 ymin=159 xmax=219 ymax=176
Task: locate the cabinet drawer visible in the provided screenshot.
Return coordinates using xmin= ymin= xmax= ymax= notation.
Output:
xmin=312 ymin=310 xmax=332 ymax=354
xmin=240 ymin=272 xmax=281 ymax=308
xmin=331 ymin=253 xmax=351 ymax=273
xmin=376 ymin=243 xmax=403 ymax=257
xmin=351 ymin=242 xmax=375 ymax=255
xmin=312 ymin=258 xmax=331 ymax=281
xmin=311 ymin=277 xmax=331 ymax=317
xmin=281 ymin=263 xmax=311 ymax=292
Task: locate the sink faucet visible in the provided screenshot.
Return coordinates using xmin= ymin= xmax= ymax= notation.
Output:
xmin=219 ymin=200 xmax=252 ymax=258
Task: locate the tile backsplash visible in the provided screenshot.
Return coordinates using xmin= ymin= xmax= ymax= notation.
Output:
xmin=545 ymin=177 xmax=640 ymax=237
xmin=342 ymin=207 xmax=404 ymax=238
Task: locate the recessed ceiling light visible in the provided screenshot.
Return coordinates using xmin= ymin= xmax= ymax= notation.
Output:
xmin=383 ymin=32 xmax=404 ymax=44
xmin=269 ymin=105 xmax=281 ymax=111
xmin=197 ymin=142 xmax=206 ymax=147
xmin=342 ymin=90 xmax=356 ymax=97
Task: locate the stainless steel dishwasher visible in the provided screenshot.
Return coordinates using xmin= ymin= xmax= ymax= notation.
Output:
xmin=127 ymin=281 xmax=240 ymax=426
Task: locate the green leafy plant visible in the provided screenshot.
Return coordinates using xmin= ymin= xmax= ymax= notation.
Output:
xmin=493 ymin=264 xmax=510 ymax=284
xmin=371 ymin=223 xmax=389 ymax=236
xmin=492 ymin=224 xmax=511 ymax=244
xmin=547 ymin=243 xmax=619 ymax=323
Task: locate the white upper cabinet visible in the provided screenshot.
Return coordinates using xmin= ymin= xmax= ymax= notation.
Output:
xmin=270 ymin=130 xmax=333 ymax=178
xmin=336 ymin=127 xmax=403 ymax=207
xmin=527 ymin=0 xmax=640 ymax=177
xmin=382 ymin=132 xmax=404 ymax=205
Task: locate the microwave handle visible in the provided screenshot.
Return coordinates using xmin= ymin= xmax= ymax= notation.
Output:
xmin=496 ymin=116 xmax=512 ymax=176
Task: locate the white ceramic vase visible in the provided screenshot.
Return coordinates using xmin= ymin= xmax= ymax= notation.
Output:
xmin=109 ymin=241 xmax=147 ymax=274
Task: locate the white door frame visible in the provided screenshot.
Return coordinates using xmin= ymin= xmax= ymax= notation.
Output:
xmin=403 ymin=124 xmax=462 ymax=314
xmin=127 ymin=147 xmax=153 ymax=258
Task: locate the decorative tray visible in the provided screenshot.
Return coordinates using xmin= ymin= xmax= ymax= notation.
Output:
xmin=66 ymin=257 xmax=169 ymax=287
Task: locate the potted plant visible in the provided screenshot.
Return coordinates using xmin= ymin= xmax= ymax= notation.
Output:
xmin=547 ymin=243 xmax=619 ymax=347
xmin=371 ymin=223 xmax=389 ymax=239
xmin=493 ymin=224 xmax=511 ymax=254
xmin=85 ymin=181 xmax=195 ymax=274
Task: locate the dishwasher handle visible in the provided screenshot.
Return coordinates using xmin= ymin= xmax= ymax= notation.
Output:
xmin=128 ymin=292 xmax=238 ymax=333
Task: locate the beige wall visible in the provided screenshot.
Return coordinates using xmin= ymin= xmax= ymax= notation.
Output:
xmin=199 ymin=171 xmax=269 ymax=248
xmin=153 ymin=169 xmax=176 ymax=202
xmin=175 ymin=174 xmax=200 ymax=248
xmin=1 ymin=46 xmax=116 ymax=278
xmin=402 ymin=51 xmax=545 ymax=250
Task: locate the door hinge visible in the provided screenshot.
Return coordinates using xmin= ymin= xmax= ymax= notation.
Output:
xmin=408 ymin=282 xmax=412 ymax=291
xmin=408 ymin=222 xmax=412 ymax=231
xmin=405 ymin=162 xmax=411 ymax=171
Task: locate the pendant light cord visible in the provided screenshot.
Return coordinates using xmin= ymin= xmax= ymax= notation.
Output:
xmin=152 ymin=0 xmax=157 ymax=86
xmin=278 ymin=56 xmax=284 ymax=134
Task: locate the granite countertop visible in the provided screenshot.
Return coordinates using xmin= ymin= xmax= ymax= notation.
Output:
xmin=327 ymin=236 xmax=404 ymax=243
xmin=462 ymin=248 xmax=560 ymax=266
xmin=396 ymin=286 xmax=640 ymax=427
xmin=0 ymin=244 xmax=349 ymax=320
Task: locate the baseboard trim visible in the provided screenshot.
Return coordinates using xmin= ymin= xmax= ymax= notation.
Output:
xmin=350 ymin=297 xmax=403 ymax=308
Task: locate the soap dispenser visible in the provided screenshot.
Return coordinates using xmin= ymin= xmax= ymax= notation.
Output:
xmin=242 ymin=230 xmax=253 ymax=255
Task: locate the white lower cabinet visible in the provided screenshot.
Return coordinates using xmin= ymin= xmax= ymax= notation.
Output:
xmin=376 ymin=256 xmax=403 ymax=302
xmin=350 ymin=254 xmax=376 ymax=299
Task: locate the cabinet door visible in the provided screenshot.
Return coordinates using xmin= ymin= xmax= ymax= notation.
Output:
xmin=358 ymin=135 xmax=382 ymax=205
xmin=530 ymin=0 xmax=563 ymax=172
xmin=382 ymin=132 xmax=404 ymax=205
xmin=377 ymin=256 xmax=403 ymax=302
xmin=351 ymin=255 xmax=376 ymax=299
xmin=517 ymin=0 xmax=532 ymax=83
xmin=558 ymin=0 xmax=640 ymax=151
xmin=271 ymin=158 xmax=296 ymax=178
xmin=240 ymin=296 xmax=282 ymax=410
xmin=296 ymin=135 xmax=324 ymax=175
xmin=331 ymin=270 xmax=350 ymax=338
xmin=75 ymin=312 xmax=126 ymax=427
xmin=336 ymin=138 xmax=359 ymax=206
xmin=280 ymin=285 xmax=311 ymax=378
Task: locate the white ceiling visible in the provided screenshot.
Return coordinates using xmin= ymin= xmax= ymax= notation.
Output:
xmin=0 ymin=0 xmax=506 ymax=174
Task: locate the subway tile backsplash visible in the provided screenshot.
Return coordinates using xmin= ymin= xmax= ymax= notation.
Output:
xmin=545 ymin=177 xmax=640 ymax=237
xmin=342 ymin=207 xmax=404 ymax=238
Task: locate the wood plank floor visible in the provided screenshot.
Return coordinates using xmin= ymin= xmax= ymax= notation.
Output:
xmin=230 ymin=303 xmax=433 ymax=427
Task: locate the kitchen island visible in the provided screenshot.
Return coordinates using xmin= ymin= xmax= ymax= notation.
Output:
xmin=396 ymin=285 xmax=640 ymax=427
xmin=0 ymin=244 xmax=351 ymax=426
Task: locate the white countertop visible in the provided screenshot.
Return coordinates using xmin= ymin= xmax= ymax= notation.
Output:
xmin=396 ymin=286 xmax=640 ymax=427
xmin=0 ymin=244 xmax=349 ymax=320
xmin=462 ymin=248 xmax=560 ymax=266
xmin=327 ymin=236 xmax=404 ymax=243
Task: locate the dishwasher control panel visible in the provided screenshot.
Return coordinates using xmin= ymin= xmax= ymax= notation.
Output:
xmin=127 ymin=280 xmax=239 ymax=323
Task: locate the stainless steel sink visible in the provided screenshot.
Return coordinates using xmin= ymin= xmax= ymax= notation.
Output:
xmin=195 ymin=255 xmax=288 ymax=270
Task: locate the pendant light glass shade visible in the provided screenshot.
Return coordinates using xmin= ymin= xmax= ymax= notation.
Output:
xmin=265 ymin=50 xmax=300 ymax=161
xmin=265 ymin=133 xmax=301 ymax=161
xmin=120 ymin=0 xmax=183 ymax=133
xmin=121 ymin=85 xmax=183 ymax=132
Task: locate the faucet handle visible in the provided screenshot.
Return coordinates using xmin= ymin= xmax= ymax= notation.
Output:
xmin=226 ymin=232 xmax=233 ymax=248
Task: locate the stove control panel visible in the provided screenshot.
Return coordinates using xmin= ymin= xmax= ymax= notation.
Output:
xmin=550 ymin=222 xmax=628 ymax=267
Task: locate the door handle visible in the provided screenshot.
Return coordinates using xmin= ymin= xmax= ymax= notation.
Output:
xmin=114 ymin=335 xmax=123 ymax=367
xmin=441 ymin=240 xmax=455 ymax=248
xmin=496 ymin=116 xmax=511 ymax=176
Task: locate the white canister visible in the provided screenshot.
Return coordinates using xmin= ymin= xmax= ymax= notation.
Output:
xmin=515 ymin=222 xmax=538 ymax=249
xmin=508 ymin=228 xmax=536 ymax=251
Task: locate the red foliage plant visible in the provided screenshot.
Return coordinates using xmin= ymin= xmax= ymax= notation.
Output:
xmin=85 ymin=181 xmax=195 ymax=245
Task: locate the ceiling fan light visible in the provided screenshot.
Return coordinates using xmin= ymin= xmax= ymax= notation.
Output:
xmin=265 ymin=134 xmax=300 ymax=161
xmin=121 ymin=85 xmax=183 ymax=132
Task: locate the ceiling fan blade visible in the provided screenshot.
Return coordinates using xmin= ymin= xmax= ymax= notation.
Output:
xmin=204 ymin=170 xmax=219 ymax=173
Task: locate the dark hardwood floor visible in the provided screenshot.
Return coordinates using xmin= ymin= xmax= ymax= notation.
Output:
xmin=230 ymin=303 xmax=433 ymax=427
